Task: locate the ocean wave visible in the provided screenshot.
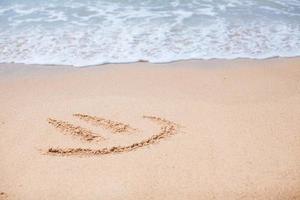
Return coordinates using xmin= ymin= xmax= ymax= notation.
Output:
xmin=0 ymin=0 xmax=300 ymax=66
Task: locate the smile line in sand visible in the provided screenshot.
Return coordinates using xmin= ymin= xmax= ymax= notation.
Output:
xmin=45 ymin=114 xmax=180 ymax=156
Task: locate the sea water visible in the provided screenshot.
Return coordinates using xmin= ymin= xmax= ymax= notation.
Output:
xmin=0 ymin=0 xmax=300 ymax=66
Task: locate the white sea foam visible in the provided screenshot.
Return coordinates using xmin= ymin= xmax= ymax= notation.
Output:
xmin=0 ymin=0 xmax=300 ymax=66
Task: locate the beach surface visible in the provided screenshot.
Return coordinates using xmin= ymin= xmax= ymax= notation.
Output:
xmin=0 ymin=58 xmax=300 ymax=200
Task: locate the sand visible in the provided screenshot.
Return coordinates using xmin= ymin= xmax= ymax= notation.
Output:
xmin=0 ymin=58 xmax=300 ymax=200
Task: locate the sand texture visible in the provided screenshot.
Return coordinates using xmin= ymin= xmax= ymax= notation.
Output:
xmin=0 ymin=58 xmax=300 ymax=199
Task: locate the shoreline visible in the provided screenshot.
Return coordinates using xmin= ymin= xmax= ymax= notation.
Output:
xmin=1 ymin=55 xmax=300 ymax=69
xmin=1 ymin=57 xmax=300 ymax=79
xmin=1 ymin=57 xmax=300 ymax=199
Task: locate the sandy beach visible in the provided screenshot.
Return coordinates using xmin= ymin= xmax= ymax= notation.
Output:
xmin=0 ymin=58 xmax=300 ymax=199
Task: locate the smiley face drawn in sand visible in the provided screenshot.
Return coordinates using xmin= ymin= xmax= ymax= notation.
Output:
xmin=44 ymin=113 xmax=180 ymax=156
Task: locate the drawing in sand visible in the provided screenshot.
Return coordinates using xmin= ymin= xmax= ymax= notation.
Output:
xmin=45 ymin=114 xmax=180 ymax=156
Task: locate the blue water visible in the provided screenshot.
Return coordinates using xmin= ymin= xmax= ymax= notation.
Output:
xmin=0 ymin=0 xmax=300 ymax=66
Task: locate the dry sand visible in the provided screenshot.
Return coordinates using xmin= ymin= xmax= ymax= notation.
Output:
xmin=0 ymin=58 xmax=300 ymax=200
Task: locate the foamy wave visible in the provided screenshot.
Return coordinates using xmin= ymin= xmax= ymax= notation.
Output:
xmin=0 ymin=0 xmax=300 ymax=66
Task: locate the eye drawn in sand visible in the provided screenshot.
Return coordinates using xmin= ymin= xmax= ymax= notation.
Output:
xmin=47 ymin=118 xmax=104 ymax=142
xmin=44 ymin=113 xmax=180 ymax=156
xmin=73 ymin=113 xmax=137 ymax=133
